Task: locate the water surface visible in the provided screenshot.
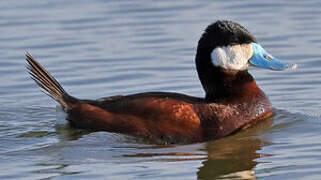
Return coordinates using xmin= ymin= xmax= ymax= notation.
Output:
xmin=1 ymin=0 xmax=321 ymax=179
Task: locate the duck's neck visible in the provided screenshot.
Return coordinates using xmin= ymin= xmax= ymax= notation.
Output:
xmin=196 ymin=49 xmax=265 ymax=102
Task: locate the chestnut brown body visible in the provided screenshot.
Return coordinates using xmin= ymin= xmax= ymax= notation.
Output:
xmin=60 ymin=73 xmax=272 ymax=143
xmin=68 ymin=98 xmax=272 ymax=143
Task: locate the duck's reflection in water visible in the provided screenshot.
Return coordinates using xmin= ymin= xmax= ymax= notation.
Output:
xmin=198 ymin=117 xmax=273 ymax=180
xmin=51 ymin=116 xmax=274 ymax=180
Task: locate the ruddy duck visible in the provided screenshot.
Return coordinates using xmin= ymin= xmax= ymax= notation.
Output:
xmin=26 ymin=20 xmax=296 ymax=143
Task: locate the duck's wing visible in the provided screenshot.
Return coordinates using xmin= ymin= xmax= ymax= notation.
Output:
xmin=69 ymin=93 xmax=205 ymax=143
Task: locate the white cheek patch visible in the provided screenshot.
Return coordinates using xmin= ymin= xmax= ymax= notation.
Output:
xmin=211 ymin=44 xmax=254 ymax=70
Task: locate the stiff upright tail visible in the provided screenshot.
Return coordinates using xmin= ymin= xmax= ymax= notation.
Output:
xmin=25 ymin=51 xmax=74 ymax=110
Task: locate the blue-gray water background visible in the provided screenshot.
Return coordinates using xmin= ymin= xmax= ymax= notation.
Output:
xmin=1 ymin=0 xmax=321 ymax=179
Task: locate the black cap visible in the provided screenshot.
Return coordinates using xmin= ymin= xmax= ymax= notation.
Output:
xmin=198 ymin=20 xmax=257 ymax=50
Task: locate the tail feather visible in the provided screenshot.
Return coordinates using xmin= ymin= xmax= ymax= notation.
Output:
xmin=25 ymin=51 xmax=70 ymax=109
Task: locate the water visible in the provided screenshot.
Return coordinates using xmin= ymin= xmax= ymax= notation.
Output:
xmin=1 ymin=0 xmax=321 ymax=179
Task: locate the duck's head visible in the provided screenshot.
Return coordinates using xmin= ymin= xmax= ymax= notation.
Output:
xmin=195 ymin=20 xmax=296 ymax=100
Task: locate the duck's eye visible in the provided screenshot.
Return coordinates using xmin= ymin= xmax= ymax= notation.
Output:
xmin=265 ymin=55 xmax=272 ymax=60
